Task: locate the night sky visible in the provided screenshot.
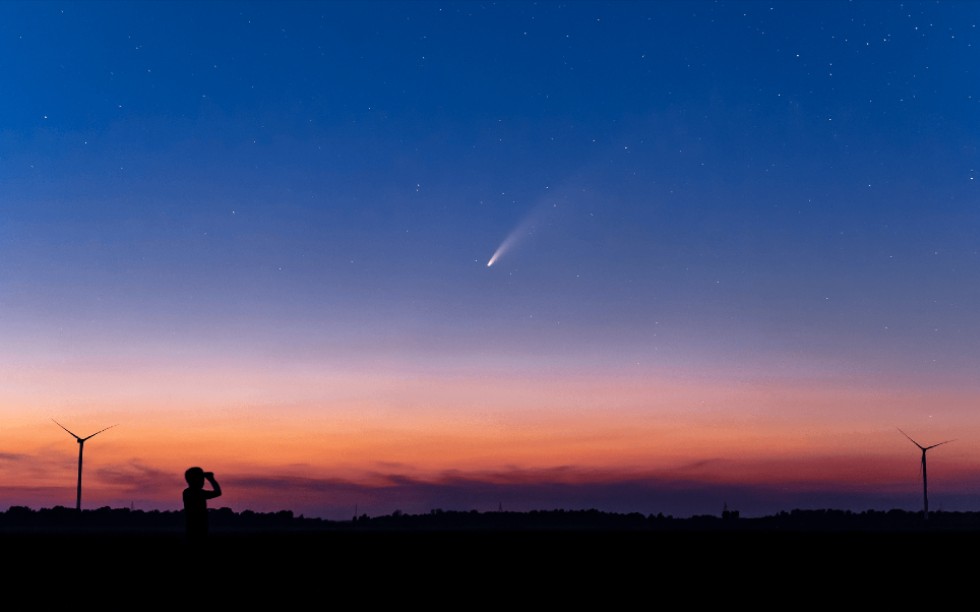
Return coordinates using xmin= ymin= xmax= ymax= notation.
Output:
xmin=2 ymin=0 xmax=980 ymax=520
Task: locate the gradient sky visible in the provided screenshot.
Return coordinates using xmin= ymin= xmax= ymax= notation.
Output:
xmin=3 ymin=0 xmax=980 ymax=520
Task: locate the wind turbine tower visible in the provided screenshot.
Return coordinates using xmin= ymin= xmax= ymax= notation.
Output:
xmin=53 ymin=420 xmax=117 ymax=512
xmin=898 ymin=428 xmax=954 ymax=521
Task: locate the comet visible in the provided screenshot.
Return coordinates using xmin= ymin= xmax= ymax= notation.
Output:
xmin=486 ymin=230 xmax=521 ymax=267
xmin=486 ymin=201 xmax=553 ymax=268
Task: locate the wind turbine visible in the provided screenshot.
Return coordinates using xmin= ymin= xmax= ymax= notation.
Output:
xmin=53 ymin=419 xmax=117 ymax=512
xmin=898 ymin=428 xmax=954 ymax=520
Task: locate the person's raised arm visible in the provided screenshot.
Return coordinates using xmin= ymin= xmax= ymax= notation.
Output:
xmin=204 ymin=471 xmax=222 ymax=498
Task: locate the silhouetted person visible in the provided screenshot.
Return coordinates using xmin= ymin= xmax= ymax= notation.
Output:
xmin=183 ymin=466 xmax=221 ymax=542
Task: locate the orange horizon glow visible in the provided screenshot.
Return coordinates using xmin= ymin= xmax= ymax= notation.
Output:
xmin=4 ymin=366 xmax=978 ymax=519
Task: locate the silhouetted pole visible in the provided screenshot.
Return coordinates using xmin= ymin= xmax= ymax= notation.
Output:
xmin=920 ymin=446 xmax=928 ymax=519
xmin=53 ymin=420 xmax=117 ymax=512
xmin=75 ymin=437 xmax=84 ymax=512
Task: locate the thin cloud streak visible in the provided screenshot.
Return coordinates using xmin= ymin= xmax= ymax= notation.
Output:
xmin=207 ymin=465 xmax=980 ymax=521
xmin=5 ymin=458 xmax=977 ymax=520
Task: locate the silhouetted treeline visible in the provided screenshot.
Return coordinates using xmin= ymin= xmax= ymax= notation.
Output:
xmin=3 ymin=504 xmax=980 ymax=533
xmin=0 ymin=504 xmax=320 ymax=533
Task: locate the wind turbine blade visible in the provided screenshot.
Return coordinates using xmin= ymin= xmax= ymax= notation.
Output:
xmin=52 ymin=419 xmax=80 ymax=440
xmin=898 ymin=428 xmax=925 ymax=450
xmin=924 ymin=439 xmax=955 ymax=450
xmin=81 ymin=424 xmax=118 ymax=441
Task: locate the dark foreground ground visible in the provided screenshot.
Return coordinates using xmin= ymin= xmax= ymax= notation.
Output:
xmin=6 ymin=526 xmax=980 ymax=605
xmin=5 ymin=507 xmax=978 ymax=604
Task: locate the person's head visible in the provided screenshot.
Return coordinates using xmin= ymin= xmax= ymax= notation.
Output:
xmin=185 ymin=466 xmax=205 ymax=489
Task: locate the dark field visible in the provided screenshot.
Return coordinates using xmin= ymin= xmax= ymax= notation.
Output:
xmin=6 ymin=527 xmax=979 ymax=606
xmin=6 ymin=507 xmax=979 ymax=605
